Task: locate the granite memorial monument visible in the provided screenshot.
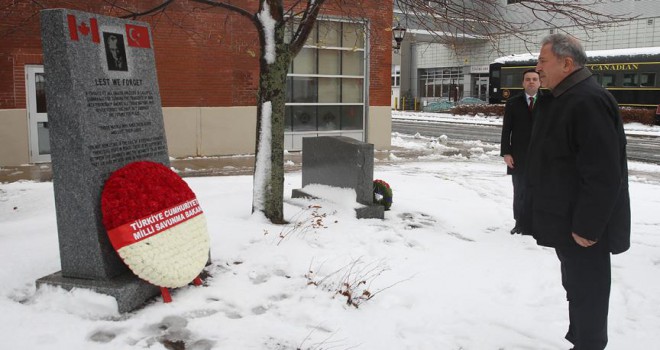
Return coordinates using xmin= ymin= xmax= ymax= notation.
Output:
xmin=37 ymin=8 xmax=170 ymax=312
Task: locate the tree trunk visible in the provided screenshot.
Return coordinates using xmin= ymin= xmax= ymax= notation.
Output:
xmin=252 ymin=22 xmax=290 ymax=224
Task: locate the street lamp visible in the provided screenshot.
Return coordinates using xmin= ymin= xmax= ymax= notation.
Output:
xmin=392 ymin=23 xmax=406 ymax=52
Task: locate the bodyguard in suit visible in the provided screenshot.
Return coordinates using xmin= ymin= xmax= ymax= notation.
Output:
xmin=500 ymin=68 xmax=539 ymax=234
xmin=526 ymin=34 xmax=631 ymax=350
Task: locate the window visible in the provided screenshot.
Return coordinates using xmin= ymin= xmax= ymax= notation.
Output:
xmin=35 ymin=73 xmax=48 ymax=113
xmin=392 ymin=65 xmax=401 ymax=87
xmin=418 ymin=67 xmax=464 ymax=99
xmin=501 ymin=71 xmax=516 ymax=88
xmin=601 ymin=74 xmax=616 ymax=87
xmin=26 ymin=66 xmax=51 ymax=163
xmin=286 ymin=20 xmax=366 ymax=132
xmin=623 ymin=73 xmax=639 ymax=87
xmin=292 ymin=48 xmax=316 ymax=74
xmin=641 ymin=73 xmax=656 ymax=87
xmin=291 ymin=105 xmax=317 ymax=131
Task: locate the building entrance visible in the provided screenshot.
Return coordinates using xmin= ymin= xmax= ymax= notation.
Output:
xmin=26 ymin=65 xmax=51 ymax=163
xmin=472 ymin=76 xmax=489 ymax=101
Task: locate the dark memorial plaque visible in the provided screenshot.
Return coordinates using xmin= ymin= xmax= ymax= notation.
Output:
xmin=36 ymin=9 xmax=169 ymax=312
xmin=292 ymin=136 xmax=384 ymax=219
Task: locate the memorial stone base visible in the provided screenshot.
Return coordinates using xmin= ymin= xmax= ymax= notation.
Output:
xmin=37 ymin=272 xmax=160 ymax=313
xmin=292 ymin=188 xmax=385 ymax=219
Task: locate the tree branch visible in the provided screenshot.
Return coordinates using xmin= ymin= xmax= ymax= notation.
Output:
xmin=120 ymin=0 xmax=176 ymax=19
xmin=191 ymin=0 xmax=259 ymax=26
xmin=289 ymin=0 xmax=326 ymax=55
xmin=395 ymin=0 xmax=635 ymax=54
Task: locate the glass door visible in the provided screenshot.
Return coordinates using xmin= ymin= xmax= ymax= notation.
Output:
xmin=26 ymin=65 xmax=51 ymax=163
xmin=477 ymin=77 xmax=489 ymax=101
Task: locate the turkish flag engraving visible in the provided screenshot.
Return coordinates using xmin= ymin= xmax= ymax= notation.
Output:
xmin=67 ymin=15 xmax=100 ymax=43
xmin=126 ymin=24 xmax=151 ymax=48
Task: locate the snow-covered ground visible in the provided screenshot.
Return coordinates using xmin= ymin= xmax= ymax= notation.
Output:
xmin=1 ymin=123 xmax=660 ymax=349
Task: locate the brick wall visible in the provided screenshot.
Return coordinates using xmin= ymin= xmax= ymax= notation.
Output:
xmin=0 ymin=0 xmax=46 ymax=109
xmin=0 ymin=0 xmax=392 ymax=109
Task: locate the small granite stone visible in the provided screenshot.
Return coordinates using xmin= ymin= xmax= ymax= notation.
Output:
xmin=293 ymin=136 xmax=384 ymax=219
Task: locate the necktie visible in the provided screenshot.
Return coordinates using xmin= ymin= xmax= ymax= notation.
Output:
xmin=529 ymin=96 xmax=535 ymax=111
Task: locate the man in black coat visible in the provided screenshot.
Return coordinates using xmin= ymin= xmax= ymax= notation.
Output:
xmin=500 ymin=68 xmax=540 ymax=234
xmin=525 ymin=34 xmax=631 ymax=350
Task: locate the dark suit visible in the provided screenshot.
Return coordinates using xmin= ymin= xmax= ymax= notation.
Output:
xmin=500 ymin=92 xmax=535 ymax=226
xmin=525 ymin=68 xmax=630 ymax=252
xmin=524 ymin=68 xmax=631 ymax=350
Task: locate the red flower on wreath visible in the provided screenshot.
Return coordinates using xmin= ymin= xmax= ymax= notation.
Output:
xmin=102 ymin=161 xmax=195 ymax=230
xmin=374 ymin=179 xmax=390 ymax=189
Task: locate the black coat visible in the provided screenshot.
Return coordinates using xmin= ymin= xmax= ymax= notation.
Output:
xmin=523 ymin=68 xmax=631 ymax=254
xmin=500 ymin=92 xmax=535 ymax=175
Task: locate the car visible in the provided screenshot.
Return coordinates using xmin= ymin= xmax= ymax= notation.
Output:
xmin=423 ymin=100 xmax=455 ymax=112
xmin=457 ymin=97 xmax=487 ymax=105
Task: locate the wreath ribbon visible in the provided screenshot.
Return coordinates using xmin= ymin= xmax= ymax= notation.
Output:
xmin=107 ymin=198 xmax=203 ymax=250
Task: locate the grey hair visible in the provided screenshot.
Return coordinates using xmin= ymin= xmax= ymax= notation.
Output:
xmin=540 ymin=34 xmax=587 ymax=68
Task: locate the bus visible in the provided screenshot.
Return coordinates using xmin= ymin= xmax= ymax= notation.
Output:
xmin=489 ymin=47 xmax=660 ymax=108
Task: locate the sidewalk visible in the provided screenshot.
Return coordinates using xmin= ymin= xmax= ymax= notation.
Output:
xmin=0 ymin=148 xmax=418 ymax=183
xmin=0 ymin=154 xmax=290 ymax=183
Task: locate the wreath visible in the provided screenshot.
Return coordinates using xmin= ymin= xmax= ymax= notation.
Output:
xmin=101 ymin=161 xmax=209 ymax=290
xmin=373 ymin=179 xmax=393 ymax=210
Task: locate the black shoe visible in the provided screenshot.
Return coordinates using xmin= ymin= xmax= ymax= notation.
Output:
xmin=510 ymin=226 xmax=520 ymax=235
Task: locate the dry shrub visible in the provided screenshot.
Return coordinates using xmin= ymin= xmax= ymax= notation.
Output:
xmin=619 ymin=107 xmax=656 ymax=125
xmin=451 ymin=104 xmax=505 ymax=116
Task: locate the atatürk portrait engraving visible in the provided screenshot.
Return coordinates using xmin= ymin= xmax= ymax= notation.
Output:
xmin=103 ymin=32 xmax=128 ymax=71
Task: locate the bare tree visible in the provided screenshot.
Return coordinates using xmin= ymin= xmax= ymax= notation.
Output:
xmin=113 ymin=0 xmax=385 ymax=224
xmin=125 ymin=0 xmax=326 ymax=224
xmin=395 ymin=0 xmax=634 ymax=54
xmin=2 ymin=0 xmax=634 ymax=224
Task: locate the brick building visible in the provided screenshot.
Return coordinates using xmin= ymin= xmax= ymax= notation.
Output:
xmin=0 ymin=1 xmax=393 ymax=166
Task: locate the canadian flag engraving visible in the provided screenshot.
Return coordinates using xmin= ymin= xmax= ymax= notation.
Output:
xmin=125 ymin=24 xmax=151 ymax=48
xmin=67 ymin=14 xmax=99 ymax=43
